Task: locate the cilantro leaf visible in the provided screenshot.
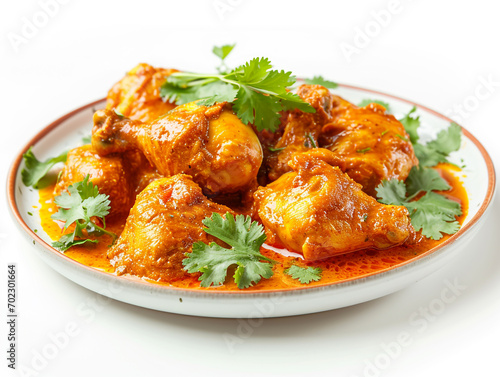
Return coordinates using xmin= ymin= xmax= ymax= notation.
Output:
xmin=413 ymin=123 xmax=462 ymax=167
xmin=427 ymin=123 xmax=462 ymax=155
xmin=160 ymin=83 xmax=200 ymax=105
xmin=303 ymin=76 xmax=338 ymax=89
xmin=212 ymin=44 xmax=235 ymax=61
xmin=398 ymin=107 xmax=462 ymax=167
xmin=376 ymin=114 xmax=463 ymax=240
xmin=233 ymin=86 xmax=284 ymax=131
xmin=160 ymin=56 xmax=315 ymax=132
xmin=233 ymin=57 xmax=274 ymax=85
xmin=285 ymin=265 xmax=322 ymax=284
xmin=230 ymin=58 xmax=302 ymax=131
xmin=405 ymin=192 xmax=461 ymax=239
xmin=51 ymin=175 xmax=117 ymax=251
xmin=278 ymin=91 xmax=317 ymax=113
xmin=21 ymin=147 xmax=68 ymax=188
xmin=358 ymin=99 xmax=391 ymax=112
xmin=183 ymin=213 xmax=275 ymax=289
xmin=405 ymin=166 xmax=450 ymax=197
xmin=242 ymin=67 xmax=295 ymax=93
xmin=194 ymin=81 xmax=239 ymax=107
xmin=52 ymin=236 xmax=98 ymax=252
xmin=413 ymin=144 xmax=447 ymax=167
xmin=231 ymin=58 xmax=315 ymax=131
xmin=375 ymin=179 xmax=407 ymax=206
xmin=414 ymin=123 xmax=462 ymax=167
xmin=234 ymin=260 xmax=274 ymax=290
xmin=398 ymin=106 xmax=420 ymax=144
xmin=376 ymin=176 xmax=461 ymax=240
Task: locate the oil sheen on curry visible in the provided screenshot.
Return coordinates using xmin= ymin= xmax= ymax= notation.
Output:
xmin=38 ymin=63 xmax=468 ymax=291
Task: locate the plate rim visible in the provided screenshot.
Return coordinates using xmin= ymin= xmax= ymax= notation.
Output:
xmin=6 ymin=84 xmax=497 ymax=296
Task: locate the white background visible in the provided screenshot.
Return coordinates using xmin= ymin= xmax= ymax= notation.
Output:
xmin=1 ymin=0 xmax=500 ymax=376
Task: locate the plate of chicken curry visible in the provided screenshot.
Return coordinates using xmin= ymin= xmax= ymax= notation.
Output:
xmin=7 ymin=50 xmax=495 ymax=317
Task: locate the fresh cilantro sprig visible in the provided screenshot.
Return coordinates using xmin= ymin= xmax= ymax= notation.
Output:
xmin=413 ymin=123 xmax=462 ymax=167
xmin=160 ymin=57 xmax=315 ymax=132
xmin=214 ymin=45 xmax=337 ymax=92
xmin=398 ymin=107 xmax=462 ymax=166
xmin=285 ymin=265 xmax=322 ymax=284
xmin=399 ymin=106 xmax=420 ymax=144
xmin=358 ymin=99 xmax=392 ymax=112
xmin=51 ymin=175 xmax=117 ymax=252
xmin=303 ymin=75 xmax=338 ymax=89
xmin=375 ymin=107 xmax=465 ymax=240
xmin=183 ymin=213 xmax=276 ymax=289
xmin=376 ymin=166 xmax=461 ymax=240
xmin=405 ymin=165 xmax=451 ymax=197
xmin=22 ymin=147 xmax=68 ymax=188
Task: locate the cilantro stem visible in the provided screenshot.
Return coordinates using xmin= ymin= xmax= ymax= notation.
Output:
xmin=170 ymin=71 xmax=283 ymax=97
xmin=170 ymin=72 xmax=223 ymax=80
xmin=406 ymin=191 xmax=422 ymax=202
xmin=185 ymin=78 xmax=219 ymax=87
xmin=259 ymin=255 xmax=279 ymax=264
xmin=234 ymin=82 xmax=280 ymax=96
xmin=90 ymin=222 xmax=118 ymax=242
xmin=400 ymin=184 xmax=431 ymax=202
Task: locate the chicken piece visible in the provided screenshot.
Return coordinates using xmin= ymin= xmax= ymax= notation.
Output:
xmin=92 ymin=102 xmax=263 ymax=196
xmin=267 ymin=85 xmax=417 ymax=195
xmin=106 ymin=63 xmax=178 ymax=122
xmin=254 ymin=149 xmax=413 ymax=261
xmin=54 ymin=145 xmax=137 ymax=217
xmin=320 ymin=100 xmax=418 ymax=196
xmin=54 ymin=145 xmax=161 ymax=217
xmin=266 ymin=85 xmax=343 ymax=181
xmin=108 ymin=174 xmax=234 ymax=282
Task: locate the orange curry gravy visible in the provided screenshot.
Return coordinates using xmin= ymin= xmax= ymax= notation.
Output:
xmin=38 ymin=163 xmax=468 ymax=291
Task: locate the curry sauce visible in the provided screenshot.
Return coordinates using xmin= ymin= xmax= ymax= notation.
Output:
xmin=38 ymin=162 xmax=468 ymax=291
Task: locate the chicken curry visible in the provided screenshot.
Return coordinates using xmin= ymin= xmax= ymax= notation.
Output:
xmin=35 ymin=62 xmax=467 ymax=291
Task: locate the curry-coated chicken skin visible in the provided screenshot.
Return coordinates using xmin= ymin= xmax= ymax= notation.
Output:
xmin=320 ymin=101 xmax=418 ymax=196
xmin=106 ymin=63 xmax=178 ymax=122
xmin=267 ymin=85 xmax=417 ymax=195
xmin=92 ymin=102 xmax=263 ymax=196
xmin=266 ymin=85 xmax=342 ymax=181
xmin=254 ymin=149 xmax=413 ymax=261
xmin=108 ymin=174 xmax=234 ymax=282
xmin=54 ymin=145 xmax=139 ymax=218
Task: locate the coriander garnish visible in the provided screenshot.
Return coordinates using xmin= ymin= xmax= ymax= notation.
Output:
xmin=183 ymin=213 xmax=275 ymax=289
xmin=51 ymin=175 xmax=117 ymax=251
xmin=160 ymin=57 xmax=315 ymax=132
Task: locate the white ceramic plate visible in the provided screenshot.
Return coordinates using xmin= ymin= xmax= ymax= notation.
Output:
xmin=7 ymin=85 xmax=496 ymax=318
